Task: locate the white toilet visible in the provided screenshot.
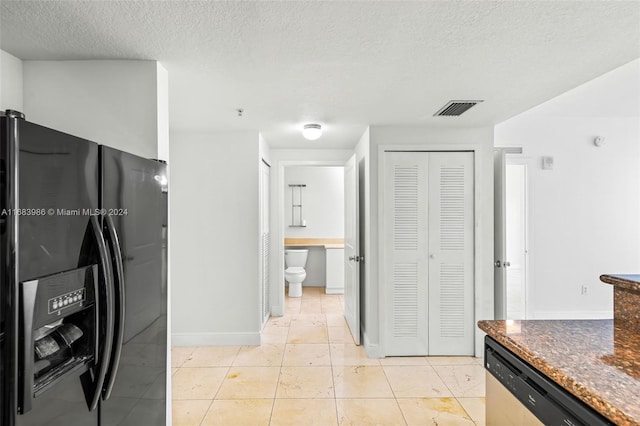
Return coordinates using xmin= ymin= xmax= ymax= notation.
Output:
xmin=285 ymin=249 xmax=309 ymax=298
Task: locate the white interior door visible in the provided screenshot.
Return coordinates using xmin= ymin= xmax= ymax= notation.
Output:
xmin=505 ymin=163 xmax=528 ymax=319
xmin=493 ymin=149 xmax=507 ymax=320
xmin=383 ymin=152 xmax=429 ymax=355
xmin=427 ymin=152 xmax=474 ymax=355
xmin=344 ymin=154 xmax=361 ymax=345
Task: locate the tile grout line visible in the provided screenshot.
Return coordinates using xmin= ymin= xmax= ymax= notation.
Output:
xmin=327 ymin=311 xmax=340 ymax=426
xmin=380 ymin=362 xmax=409 ymax=426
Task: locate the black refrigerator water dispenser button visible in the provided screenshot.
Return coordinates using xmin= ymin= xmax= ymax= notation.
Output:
xmin=48 ymin=288 xmax=85 ymax=314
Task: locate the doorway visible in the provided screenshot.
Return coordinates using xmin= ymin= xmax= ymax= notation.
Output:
xmin=494 ymin=150 xmax=532 ymax=320
xmin=505 ymin=163 xmax=529 ymax=319
xmin=272 ymin=160 xmax=347 ymax=319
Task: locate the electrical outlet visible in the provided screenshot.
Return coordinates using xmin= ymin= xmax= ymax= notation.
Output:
xmin=581 ymin=285 xmax=588 ymax=296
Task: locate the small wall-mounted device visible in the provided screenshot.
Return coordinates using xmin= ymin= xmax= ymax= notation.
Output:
xmin=542 ymin=156 xmax=554 ymax=170
xmin=593 ymin=136 xmax=605 ymax=147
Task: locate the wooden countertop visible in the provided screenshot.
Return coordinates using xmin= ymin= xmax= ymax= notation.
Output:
xmin=284 ymin=238 xmax=344 ymax=249
xmin=324 ymin=244 xmax=344 ymax=249
xmin=478 ymin=319 xmax=640 ymax=425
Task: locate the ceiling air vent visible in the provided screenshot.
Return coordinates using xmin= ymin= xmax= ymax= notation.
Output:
xmin=434 ymin=100 xmax=484 ymax=117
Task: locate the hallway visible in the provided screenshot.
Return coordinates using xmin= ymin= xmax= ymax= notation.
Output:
xmin=171 ymin=287 xmax=485 ymax=425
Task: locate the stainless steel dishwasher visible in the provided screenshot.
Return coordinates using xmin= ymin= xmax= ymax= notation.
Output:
xmin=484 ymin=336 xmax=614 ymax=426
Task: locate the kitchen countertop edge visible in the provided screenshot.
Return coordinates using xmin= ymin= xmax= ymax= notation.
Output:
xmin=478 ymin=319 xmax=637 ymax=426
xmin=600 ymin=274 xmax=640 ymax=293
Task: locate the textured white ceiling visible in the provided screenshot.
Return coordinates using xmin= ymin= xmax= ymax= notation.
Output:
xmin=1 ymin=1 xmax=639 ymax=149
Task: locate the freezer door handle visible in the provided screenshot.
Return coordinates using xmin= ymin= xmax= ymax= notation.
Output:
xmin=101 ymin=214 xmax=125 ymax=401
xmin=87 ymin=215 xmax=114 ymax=411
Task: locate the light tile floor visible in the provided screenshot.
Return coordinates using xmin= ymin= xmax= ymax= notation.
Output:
xmin=172 ymin=287 xmax=486 ymax=425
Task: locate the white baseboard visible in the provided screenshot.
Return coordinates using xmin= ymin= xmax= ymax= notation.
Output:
xmin=363 ymin=331 xmax=383 ymax=358
xmin=172 ymin=332 xmax=260 ymax=346
xmin=530 ymin=310 xmax=612 ymax=320
xmin=325 ymin=288 xmax=344 ymax=295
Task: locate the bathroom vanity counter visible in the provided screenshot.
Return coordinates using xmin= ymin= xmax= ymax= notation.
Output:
xmin=284 ymin=238 xmax=344 ymax=249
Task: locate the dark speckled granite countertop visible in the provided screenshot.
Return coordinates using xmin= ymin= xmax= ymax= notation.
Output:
xmin=478 ymin=319 xmax=640 ymax=426
xmin=601 ymin=274 xmax=640 ymax=293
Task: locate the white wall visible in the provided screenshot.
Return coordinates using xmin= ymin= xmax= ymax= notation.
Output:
xmin=284 ymin=166 xmax=344 ymax=238
xmin=23 ymin=60 xmax=161 ymax=159
xmin=496 ymin=74 xmax=640 ymax=319
xmin=269 ymin=149 xmax=352 ymax=316
xmin=367 ymin=126 xmax=495 ymax=357
xmin=156 ymin=63 xmax=170 ymax=163
xmin=171 ymin=130 xmax=261 ymax=345
xmin=0 ymin=50 xmax=23 ymax=112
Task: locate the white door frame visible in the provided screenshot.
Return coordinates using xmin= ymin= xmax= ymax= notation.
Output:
xmin=259 ymin=159 xmax=271 ymax=328
xmin=272 ymin=160 xmax=347 ymax=317
xmin=377 ymin=144 xmax=483 ymax=357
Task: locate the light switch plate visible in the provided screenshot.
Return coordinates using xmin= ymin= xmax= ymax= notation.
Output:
xmin=542 ymin=156 xmax=554 ymax=170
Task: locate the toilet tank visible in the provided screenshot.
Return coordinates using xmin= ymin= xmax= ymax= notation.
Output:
xmin=285 ymin=249 xmax=309 ymax=268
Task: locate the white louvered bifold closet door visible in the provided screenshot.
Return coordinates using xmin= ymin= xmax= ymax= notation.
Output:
xmin=427 ymin=152 xmax=474 ymax=355
xmin=384 ymin=153 xmax=429 ymax=355
xmin=384 ymin=151 xmax=474 ymax=356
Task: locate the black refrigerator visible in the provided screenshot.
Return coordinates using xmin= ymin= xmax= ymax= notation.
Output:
xmin=0 ymin=110 xmax=168 ymax=426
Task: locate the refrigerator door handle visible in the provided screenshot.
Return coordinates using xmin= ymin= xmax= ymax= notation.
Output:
xmin=101 ymin=214 xmax=125 ymax=400
xmin=87 ymin=215 xmax=114 ymax=411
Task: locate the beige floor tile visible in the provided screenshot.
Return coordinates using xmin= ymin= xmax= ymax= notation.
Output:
xmin=427 ymin=356 xmax=484 ymax=366
xmin=433 ymin=365 xmax=486 ymax=398
xmin=287 ymin=325 xmax=329 ymax=343
xmin=270 ymin=399 xmax=338 ymax=426
xmin=383 ymin=366 xmax=452 ymax=398
xmin=290 ymin=313 xmax=327 ymax=327
xmin=328 ymin=326 xmax=355 ymax=344
xmin=330 ymin=344 xmax=380 ymax=366
xmin=398 ymin=398 xmax=474 ymax=426
xmin=200 ymin=399 xmax=273 ymax=426
xmin=261 ymin=334 xmax=288 ymax=345
xmin=172 ymin=400 xmax=212 ymax=426
xmin=299 ymin=303 xmax=322 ymax=313
xmin=457 ymin=397 xmax=486 ymax=424
xmin=233 ymin=344 xmax=285 ymax=366
xmin=216 ymin=367 xmax=280 ymax=399
xmin=285 ymin=302 xmax=301 ymax=314
xmin=336 ymin=398 xmax=405 ymax=426
xmin=282 ymin=343 xmax=331 ymax=366
xmin=326 ymin=314 xmax=347 ymax=327
xmin=215 ymin=366 xmax=280 ymax=399
xmin=171 ymin=368 xmax=179 ymax=376
xmin=321 ymin=301 xmax=345 ymax=314
xmin=333 ymin=366 xmax=394 ymax=398
xmin=379 ymin=356 xmax=430 ymax=366
xmin=171 ymin=346 xmax=196 ymax=368
xmin=182 ymin=346 xmax=240 ymax=367
xmin=267 ymin=315 xmax=292 ymax=327
xmin=172 ymin=367 xmax=228 ymax=400
xmin=276 ymin=366 xmax=335 ymax=399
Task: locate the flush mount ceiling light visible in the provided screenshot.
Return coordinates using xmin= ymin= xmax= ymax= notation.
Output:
xmin=302 ymin=124 xmax=322 ymax=140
